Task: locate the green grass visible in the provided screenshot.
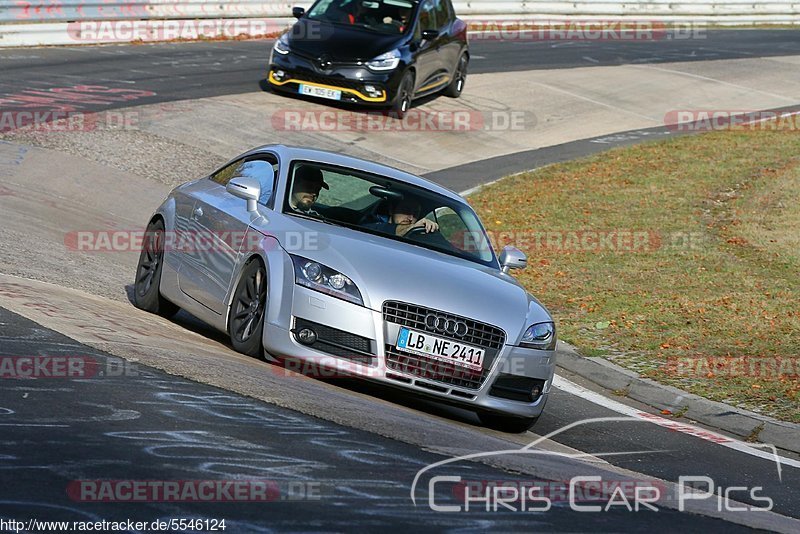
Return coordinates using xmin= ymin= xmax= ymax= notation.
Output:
xmin=469 ymin=129 xmax=800 ymax=422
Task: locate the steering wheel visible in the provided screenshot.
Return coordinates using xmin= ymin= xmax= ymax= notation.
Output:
xmin=404 ymin=225 xmax=433 ymax=238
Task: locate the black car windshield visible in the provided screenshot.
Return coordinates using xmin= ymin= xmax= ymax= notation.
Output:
xmin=307 ymin=0 xmax=416 ymax=35
xmin=284 ymin=161 xmax=499 ymax=269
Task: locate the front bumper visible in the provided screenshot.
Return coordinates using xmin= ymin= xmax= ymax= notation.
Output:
xmin=268 ymin=52 xmax=406 ymax=106
xmin=263 ymin=285 xmax=556 ymax=419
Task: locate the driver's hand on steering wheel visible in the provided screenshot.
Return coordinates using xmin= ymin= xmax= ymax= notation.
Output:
xmin=411 ymin=218 xmax=439 ymax=233
xmin=396 ymin=218 xmax=438 ymax=236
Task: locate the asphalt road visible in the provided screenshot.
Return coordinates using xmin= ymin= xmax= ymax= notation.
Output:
xmin=2 ymin=30 xmax=800 ymax=115
xmin=1 ymin=31 xmax=800 ymax=531
xmin=0 ymin=306 xmax=753 ymax=532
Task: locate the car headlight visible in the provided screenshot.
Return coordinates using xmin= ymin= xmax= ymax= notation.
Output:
xmin=366 ymin=49 xmax=401 ymax=71
xmin=520 ymin=322 xmax=556 ymax=350
xmin=273 ymin=34 xmax=291 ymax=55
xmin=290 ymin=254 xmax=363 ymax=306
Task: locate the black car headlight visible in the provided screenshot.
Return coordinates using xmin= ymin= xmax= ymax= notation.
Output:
xmin=273 ymin=34 xmax=291 ymax=56
xmin=520 ymin=322 xmax=556 ymax=350
xmin=366 ymin=49 xmax=400 ymax=72
xmin=290 ymin=254 xmax=363 ymax=306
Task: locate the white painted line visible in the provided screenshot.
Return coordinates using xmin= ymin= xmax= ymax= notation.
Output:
xmin=629 ymin=63 xmax=798 ymax=103
xmin=528 ymin=81 xmax=662 ymax=122
xmin=553 ymin=375 xmax=800 ymax=473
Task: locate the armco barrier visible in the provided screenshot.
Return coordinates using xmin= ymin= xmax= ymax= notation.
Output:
xmin=1 ymin=1 xmax=799 ymax=47
xmin=2 ymin=1 xmax=800 ymax=23
xmin=0 ymin=2 xmax=296 ymax=22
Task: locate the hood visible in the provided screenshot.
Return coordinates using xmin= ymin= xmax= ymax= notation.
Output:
xmin=288 ymin=19 xmax=404 ymax=62
xmin=265 ymin=216 xmax=553 ymax=341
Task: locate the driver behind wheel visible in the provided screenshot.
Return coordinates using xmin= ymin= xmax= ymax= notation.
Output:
xmin=365 ymin=197 xmax=439 ymax=236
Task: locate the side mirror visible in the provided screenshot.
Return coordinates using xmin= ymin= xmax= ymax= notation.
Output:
xmin=292 ymin=6 xmax=305 ymax=19
xmin=227 ymin=177 xmax=261 ymax=212
xmin=227 ymin=161 xmax=275 ymax=211
xmin=499 ymin=245 xmax=527 ymax=273
xmin=421 ymin=29 xmax=439 ymax=40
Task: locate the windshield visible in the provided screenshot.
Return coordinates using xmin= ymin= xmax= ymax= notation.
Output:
xmin=283 ymin=160 xmax=498 ymax=268
xmin=307 ymin=0 xmax=416 ymax=35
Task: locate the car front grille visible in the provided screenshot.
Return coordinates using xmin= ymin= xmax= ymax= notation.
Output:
xmin=382 ymin=301 xmax=506 ymax=350
xmin=382 ymin=301 xmax=506 ymax=390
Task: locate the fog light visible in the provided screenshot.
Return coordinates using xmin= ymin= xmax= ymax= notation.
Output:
xmin=296 ymin=327 xmax=317 ymax=345
xmin=363 ymin=84 xmax=381 ymax=97
xmin=531 ymin=384 xmax=541 ymax=399
xmin=274 ymin=70 xmax=286 ymax=81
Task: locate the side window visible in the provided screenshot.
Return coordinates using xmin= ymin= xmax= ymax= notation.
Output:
xmin=211 ymin=155 xmax=279 ymax=208
xmin=435 ymin=207 xmax=467 ymax=244
xmin=417 ymin=0 xmax=437 ymax=34
xmin=433 ymin=0 xmax=450 ymax=29
xmin=445 ymin=0 xmax=456 ymax=24
xmin=210 ymin=159 xmax=245 ymax=187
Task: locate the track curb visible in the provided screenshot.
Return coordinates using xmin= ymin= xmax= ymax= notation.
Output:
xmin=555 ymin=341 xmax=800 ymax=454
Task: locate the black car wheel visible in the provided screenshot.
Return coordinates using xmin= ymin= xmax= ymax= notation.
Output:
xmin=133 ymin=218 xmax=179 ymax=317
xmin=478 ymin=412 xmax=539 ymax=433
xmin=391 ymin=71 xmax=414 ymax=119
xmin=444 ymin=53 xmax=468 ymax=98
xmin=229 ymin=259 xmax=268 ymax=357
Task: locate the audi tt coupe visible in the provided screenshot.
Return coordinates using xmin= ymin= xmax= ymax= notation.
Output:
xmin=267 ymin=0 xmax=469 ymax=117
xmin=133 ymin=145 xmax=556 ymax=432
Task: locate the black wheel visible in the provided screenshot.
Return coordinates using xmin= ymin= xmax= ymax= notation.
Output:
xmin=444 ymin=53 xmax=468 ymax=98
xmin=391 ymin=71 xmax=414 ymax=119
xmin=133 ymin=218 xmax=179 ymax=317
xmin=478 ymin=412 xmax=539 ymax=433
xmin=228 ymin=259 xmax=267 ymax=357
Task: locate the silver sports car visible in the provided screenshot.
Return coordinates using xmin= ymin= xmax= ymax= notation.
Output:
xmin=134 ymin=145 xmax=556 ymax=432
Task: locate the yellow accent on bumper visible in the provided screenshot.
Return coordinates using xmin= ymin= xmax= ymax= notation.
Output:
xmin=268 ymin=71 xmax=387 ymax=103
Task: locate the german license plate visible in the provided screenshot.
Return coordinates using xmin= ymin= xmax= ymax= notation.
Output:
xmin=396 ymin=327 xmax=484 ymax=371
xmin=299 ymin=84 xmax=341 ymax=101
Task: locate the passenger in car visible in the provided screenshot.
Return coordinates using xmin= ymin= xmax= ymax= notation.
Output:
xmin=348 ymin=0 xmax=381 ymax=26
xmin=365 ymin=197 xmax=439 ymax=236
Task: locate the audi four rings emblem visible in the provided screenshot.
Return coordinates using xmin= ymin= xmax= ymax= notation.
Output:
xmin=424 ymin=314 xmax=469 ymax=337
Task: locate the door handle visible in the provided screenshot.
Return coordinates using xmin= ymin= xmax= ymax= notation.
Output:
xmin=193 ymin=207 xmax=204 ymax=219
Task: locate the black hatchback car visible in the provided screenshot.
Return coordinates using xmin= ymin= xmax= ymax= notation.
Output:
xmin=268 ymin=0 xmax=468 ymax=117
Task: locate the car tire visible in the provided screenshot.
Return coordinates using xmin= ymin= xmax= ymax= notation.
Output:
xmin=391 ymin=71 xmax=414 ymax=119
xmin=133 ymin=218 xmax=179 ymax=317
xmin=478 ymin=412 xmax=539 ymax=433
xmin=228 ymin=258 xmax=268 ymax=357
xmin=444 ymin=53 xmax=468 ymax=98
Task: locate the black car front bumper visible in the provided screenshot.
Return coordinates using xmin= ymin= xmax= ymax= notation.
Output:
xmin=268 ymin=52 xmax=407 ymax=106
